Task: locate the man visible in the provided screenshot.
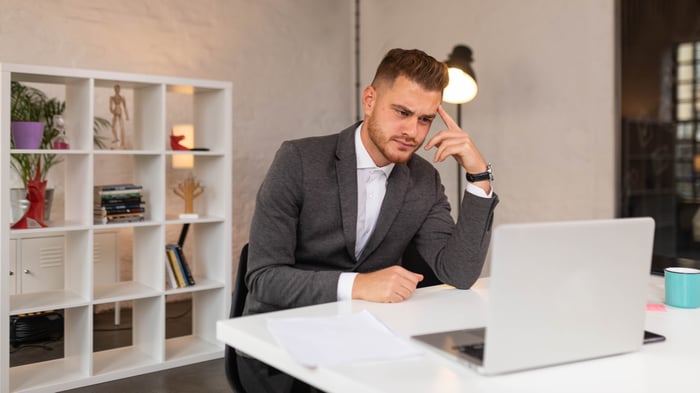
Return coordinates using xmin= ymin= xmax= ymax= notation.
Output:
xmin=238 ymin=48 xmax=498 ymax=392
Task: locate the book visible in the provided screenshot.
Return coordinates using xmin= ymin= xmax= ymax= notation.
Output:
xmin=164 ymin=253 xmax=178 ymax=289
xmin=96 ymin=190 xmax=143 ymax=198
xmin=95 ymin=183 xmax=143 ymax=192
xmin=94 ymin=213 xmax=145 ymax=224
xmin=166 ymin=244 xmax=195 ymax=286
xmin=97 ymin=196 xmax=143 ymax=206
xmin=94 ymin=185 xmax=144 ymax=205
xmin=94 ymin=206 xmax=145 ymax=215
xmin=165 ymin=247 xmax=187 ymax=287
xmin=175 ymin=245 xmax=196 ymax=286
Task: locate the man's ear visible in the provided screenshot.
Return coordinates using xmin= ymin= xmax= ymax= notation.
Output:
xmin=362 ymin=85 xmax=376 ymax=116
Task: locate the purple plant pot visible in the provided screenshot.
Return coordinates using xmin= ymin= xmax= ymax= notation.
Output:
xmin=11 ymin=121 xmax=44 ymax=149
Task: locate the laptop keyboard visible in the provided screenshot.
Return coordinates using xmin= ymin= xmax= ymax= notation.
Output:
xmin=453 ymin=343 xmax=485 ymax=360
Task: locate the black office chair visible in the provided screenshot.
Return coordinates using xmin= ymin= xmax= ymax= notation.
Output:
xmin=401 ymin=242 xmax=442 ymax=288
xmin=225 ymin=243 xmax=249 ymax=393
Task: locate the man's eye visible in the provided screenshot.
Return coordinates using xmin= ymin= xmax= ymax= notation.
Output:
xmin=419 ymin=117 xmax=433 ymax=124
xmin=396 ymin=109 xmax=409 ymax=117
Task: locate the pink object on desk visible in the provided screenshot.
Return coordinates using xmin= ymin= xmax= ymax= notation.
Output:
xmin=647 ymin=303 xmax=667 ymax=312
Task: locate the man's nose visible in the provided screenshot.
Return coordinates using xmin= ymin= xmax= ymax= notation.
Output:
xmin=402 ymin=119 xmax=419 ymax=138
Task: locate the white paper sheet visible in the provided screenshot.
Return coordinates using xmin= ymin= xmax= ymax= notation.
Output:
xmin=266 ymin=310 xmax=423 ymax=367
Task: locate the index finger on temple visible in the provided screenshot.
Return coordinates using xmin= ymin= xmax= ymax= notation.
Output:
xmin=438 ymin=105 xmax=459 ymax=130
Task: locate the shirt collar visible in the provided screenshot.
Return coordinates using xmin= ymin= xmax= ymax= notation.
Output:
xmin=354 ymin=123 xmax=395 ymax=177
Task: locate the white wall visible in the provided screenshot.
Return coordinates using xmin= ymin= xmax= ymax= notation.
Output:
xmin=360 ymin=0 xmax=617 ymax=227
xmin=0 ymin=0 xmax=354 ymax=272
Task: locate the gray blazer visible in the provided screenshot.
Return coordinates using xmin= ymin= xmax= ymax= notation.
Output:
xmin=244 ymin=123 xmax=499 ymax=315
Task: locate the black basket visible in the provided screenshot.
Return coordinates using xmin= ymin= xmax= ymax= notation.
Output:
xmin=10 ymin=312 xmax=64 ymax=347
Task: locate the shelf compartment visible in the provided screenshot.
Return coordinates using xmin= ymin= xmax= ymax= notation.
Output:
xmin=165 ymin=155 xmax=226 ymax=219
xmin=9 ymin=149 xmax=89 ymax=155
xmin=7 ymin=76 xmax=94 ymax=152
xmin=193 ymin=88 xmax=229 ymax=156
xmin=93 ymin=154 xmax=165 ymax=223
xmin=92 ymin=346 xmax=159 ymax=377
xmin=90 ymin=226 xmax=166 ymax=293
xmin=10 ymin=290 xmax=87 ymax=315
xmin=92 ymin=81 xmax=165 ymax=152
xmin=10 ymin=358 xmax=86 ymax=393
xmin=164 ymin=277 xmax=225 ymax=295
xmin=8 ymin=230 xmax=91 ymax=314
xmin=92 ymin=296 xmax=165 ymax=375
xmin=8 ymin=153 xmax=91 ymax=226
xmin=190 ymin=222 xmax=228 ymax=281
xmin=163 ymin=289 xmax=225 ymax=362
xmin=191 ymin=288 xmax=226 ymax=347
xmin=164 ymin=216 xmax=224 ymax=224
xmin=93 ymin=282 xmax=161 ymax=304
xmin=9 ymin=305 xmax=91 ymax=392
xmin=164 ymin=335 xmax=223 ymax=363
xmin=93 ymin=149 xmax=161 ymax=156
xmin=9 ymin=225 xmax=89 ymax=237
xmin=162 ymin=222 xmax=228 ymax=289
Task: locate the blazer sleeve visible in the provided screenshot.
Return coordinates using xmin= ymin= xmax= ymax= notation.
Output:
xmin=412 ymin=170 xmax=499 ymax=289
xmin=245 ymin=141 xmax=341 ymax=312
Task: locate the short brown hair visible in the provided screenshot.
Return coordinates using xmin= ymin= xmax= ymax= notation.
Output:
xmin=371 ymin=48 xmax=449 ymax=92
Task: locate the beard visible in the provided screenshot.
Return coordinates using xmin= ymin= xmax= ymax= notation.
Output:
xmin=366 ymin=116 xmax=422 ymax=165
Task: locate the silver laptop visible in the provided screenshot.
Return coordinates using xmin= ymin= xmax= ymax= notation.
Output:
xmin=412 ymin=217 xmax=655 ymax=375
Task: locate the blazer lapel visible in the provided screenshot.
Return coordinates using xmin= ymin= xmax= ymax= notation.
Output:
xmin=357 ymin=164 xmax=409 ymax=263
xmin=336 ymin=125 xmax=360 ymax=261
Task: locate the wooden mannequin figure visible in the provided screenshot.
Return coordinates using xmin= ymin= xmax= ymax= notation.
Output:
xmin=12 ymin=161 xmax=48 ymax=229
xmin=174 ymin=175 xmax=204 ymax=218
xmin=109 ymin=84 xmax=129 ymax=149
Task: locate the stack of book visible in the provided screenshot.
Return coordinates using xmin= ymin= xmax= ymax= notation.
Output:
xmin=165 ymin=244 xmax=196 ymax=288
xmin=94 ymin=184 xmax=146 ymax=224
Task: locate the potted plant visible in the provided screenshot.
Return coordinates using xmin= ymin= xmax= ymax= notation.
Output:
xmin=10 ymin=81 xmax=46 ymax=149
xmin=10 ymin=81 xmax=110 ymax=222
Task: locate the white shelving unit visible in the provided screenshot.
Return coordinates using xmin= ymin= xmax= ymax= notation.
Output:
xmin=1 ymin=63 xmax=232 ymax=393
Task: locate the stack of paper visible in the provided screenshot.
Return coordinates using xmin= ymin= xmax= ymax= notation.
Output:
xmin=267 ymin=310 xmax=423 ymax=367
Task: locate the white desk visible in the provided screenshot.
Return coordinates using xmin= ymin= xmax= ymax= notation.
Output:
xmin=217 ymin=276 xmax=700 ymax=393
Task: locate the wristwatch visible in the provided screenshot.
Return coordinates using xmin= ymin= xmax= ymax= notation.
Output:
xmin=466 ymin=163 xmax=493 ymax=182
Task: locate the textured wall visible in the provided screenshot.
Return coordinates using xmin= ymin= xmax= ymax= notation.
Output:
xmin=2 ymin=0 xmax=617 ymax=281
xmin=0 ymin=0 xmax=354 ymax=279
xmin=361 ymin=0 xmax=617 ymax=225
xmin=360 ymin=0 xmax=616 ymax=274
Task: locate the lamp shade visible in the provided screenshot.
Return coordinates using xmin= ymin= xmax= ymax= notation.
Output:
xmin=443 ymin=45 xmax=478 ymax=104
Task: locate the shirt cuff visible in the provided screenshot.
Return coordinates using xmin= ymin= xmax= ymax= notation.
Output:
xmin=337 ymin=272 xmax=359 ymax=301
xmin=466 ymin=182 xmax=493 ymax=198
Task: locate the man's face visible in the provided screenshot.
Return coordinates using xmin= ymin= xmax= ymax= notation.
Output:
xmin=361 ymin=75 xmax=442 ymax=167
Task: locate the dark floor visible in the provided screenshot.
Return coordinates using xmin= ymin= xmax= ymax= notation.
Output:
xmin=9 ymin=299 xmax=232 ymax=393
xmin=61 ymin=358 xmax=230 ymax=393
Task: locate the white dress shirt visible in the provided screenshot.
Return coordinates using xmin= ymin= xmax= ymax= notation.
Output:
xmin=336 ymin=125 xmax=492 ymax=300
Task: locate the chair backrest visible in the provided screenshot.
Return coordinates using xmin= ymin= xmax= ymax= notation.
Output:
xmin=225 ymin=243 xmax=249 ymax=392
xmin=230 ymin=244 xmax=249 ymax=318
xmin=401 ymin=242 xmax=442 ymax=288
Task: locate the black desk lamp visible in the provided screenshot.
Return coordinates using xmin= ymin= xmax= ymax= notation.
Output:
xmin=444 ymin=45 xmax=478 ymax=209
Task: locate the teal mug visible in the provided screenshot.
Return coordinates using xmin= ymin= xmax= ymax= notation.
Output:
xmin=665 ymin=267 xmax=700 ymax=309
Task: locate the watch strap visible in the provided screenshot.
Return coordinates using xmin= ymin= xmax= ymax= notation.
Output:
xmin=466 ymin=163 xmax=493 ymax=182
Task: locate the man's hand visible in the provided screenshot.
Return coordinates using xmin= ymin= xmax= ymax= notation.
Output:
xmin=352 ymin=265 xmax=424 ymax=303
xmin=424 ymin=106 xmax=491 ymax=193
